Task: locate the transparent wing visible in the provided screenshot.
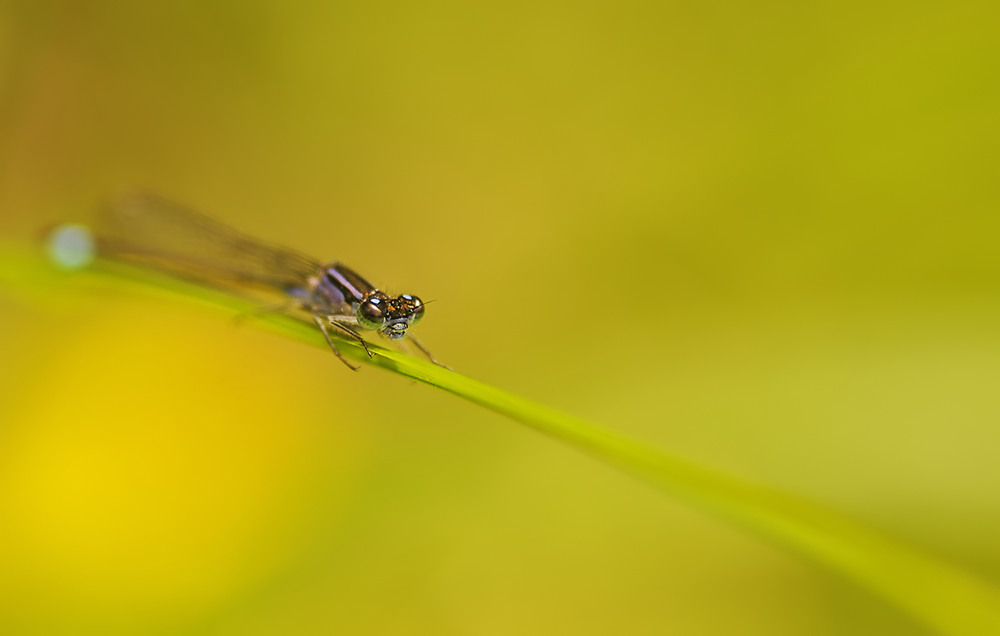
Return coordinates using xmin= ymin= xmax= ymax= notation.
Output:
xmin=94 ymin=191 xmax=323 ymax=296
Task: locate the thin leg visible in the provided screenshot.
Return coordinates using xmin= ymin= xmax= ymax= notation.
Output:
xmin=408 ymin=334 xmax=452 ymax=370
xmin=329 ymin=320 xmax=374 ymax=358
xmin=313 ymin=314 xmax=360 ymax=371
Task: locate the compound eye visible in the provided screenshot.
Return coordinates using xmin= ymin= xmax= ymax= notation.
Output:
xmin=401 ymin=294 xmax=424 ymax=325
xmin=357 ymin=297 xmax=387 ymax=331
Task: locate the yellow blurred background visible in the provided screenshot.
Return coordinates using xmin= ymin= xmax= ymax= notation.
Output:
xmin=2 ymin=1 xmax=999 ymax=634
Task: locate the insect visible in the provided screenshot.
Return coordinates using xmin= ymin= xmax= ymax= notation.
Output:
xmin=92 ymin=191 xmax=445 ymax=370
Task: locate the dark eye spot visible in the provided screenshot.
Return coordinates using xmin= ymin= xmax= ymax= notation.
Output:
xmin=357 ymin=297 xmax=387 ymax=330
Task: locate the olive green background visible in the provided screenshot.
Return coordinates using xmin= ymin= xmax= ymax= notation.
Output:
xmin=2 ymin=2 xmax=999 ymax=634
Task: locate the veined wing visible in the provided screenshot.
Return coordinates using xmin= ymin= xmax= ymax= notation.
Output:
xmin=95 ymin=191 xmax=323 ymax=296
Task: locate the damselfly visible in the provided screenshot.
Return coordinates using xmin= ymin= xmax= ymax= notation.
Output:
xmin=90 ymin=191 xmax=444 ymax=370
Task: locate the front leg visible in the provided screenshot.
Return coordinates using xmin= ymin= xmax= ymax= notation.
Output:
xmin=312 ymin=314 xmax=360 ymax=370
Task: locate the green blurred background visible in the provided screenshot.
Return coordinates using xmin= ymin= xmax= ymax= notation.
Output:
xmin=2 ymin=2 xmax=999 ymax=634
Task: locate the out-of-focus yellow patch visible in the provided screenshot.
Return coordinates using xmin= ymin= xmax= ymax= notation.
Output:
xmin=0 ymin=302 xmax=365 ymax=623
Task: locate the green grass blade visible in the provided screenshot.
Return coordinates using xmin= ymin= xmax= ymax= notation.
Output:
xmin=3 ymin=243 xmax=999 ymax=635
